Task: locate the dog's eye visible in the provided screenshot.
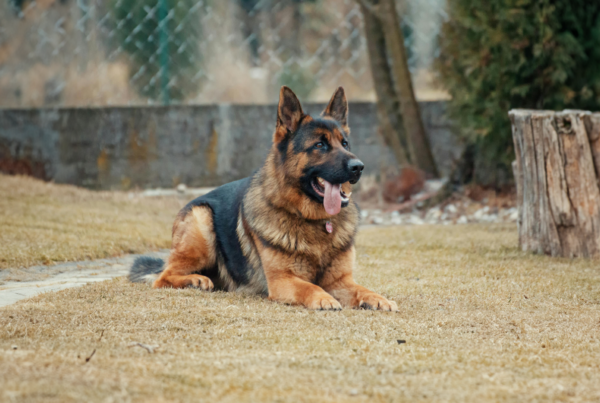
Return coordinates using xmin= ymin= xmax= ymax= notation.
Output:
xmin=314 ymin=142 xmax=324 ymax=149
xmin=342 ymin=140 xmax=349 ymax=149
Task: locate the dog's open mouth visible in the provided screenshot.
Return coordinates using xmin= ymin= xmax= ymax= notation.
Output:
xmin=311 ymin=177 xmax=351 ymax=216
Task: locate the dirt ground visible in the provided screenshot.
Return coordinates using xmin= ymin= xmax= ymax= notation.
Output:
xmin=0 ymin=174 xmax=181 ymax=269
xmin=2 ymin=223 xmax=599 ymax=402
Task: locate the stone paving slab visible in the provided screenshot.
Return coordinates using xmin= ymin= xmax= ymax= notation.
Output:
xmin=0 ymin=251 xmax=169 ymax=307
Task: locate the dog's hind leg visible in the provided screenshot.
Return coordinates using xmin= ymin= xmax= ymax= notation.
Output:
xmin=153 ymin=206 xmax=217 ymax=290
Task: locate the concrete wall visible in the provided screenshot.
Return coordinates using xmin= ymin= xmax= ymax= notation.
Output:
xmin=0 ymin=101 xmax=461 ymax=189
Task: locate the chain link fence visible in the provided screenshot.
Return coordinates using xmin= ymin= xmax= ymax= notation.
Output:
xmin=0 ymin=0 xmax=446 ymax=108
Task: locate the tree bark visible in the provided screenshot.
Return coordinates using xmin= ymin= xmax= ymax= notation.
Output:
xmin=378 ymin=0 xmax=438 ymax=177
xmin=510 ymin=109 xmax=600 ymax=258
xmin=359 ymin=1 xmax=409 ymax=166
xmin=584 ymin=113 xmax=600 ymax=188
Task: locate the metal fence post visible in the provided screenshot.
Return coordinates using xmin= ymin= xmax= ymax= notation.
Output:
xmin=158 ymin=0 xmax=170 ymax=105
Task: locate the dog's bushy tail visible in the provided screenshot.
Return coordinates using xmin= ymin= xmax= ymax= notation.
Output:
xmin=129 ymin=256 xmax=165 ymax=285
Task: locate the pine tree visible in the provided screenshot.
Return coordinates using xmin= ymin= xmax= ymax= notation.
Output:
xmin=437 ymin=0 xmax=600 ymax=187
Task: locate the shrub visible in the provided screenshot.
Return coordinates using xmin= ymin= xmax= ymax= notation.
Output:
xmin=277 ymin=65 xmax=318 ymax=100
xmin=111 ymin=0 xmax=203 ymax=102
xmin=437 ymin=0 xmax=600 ymax=187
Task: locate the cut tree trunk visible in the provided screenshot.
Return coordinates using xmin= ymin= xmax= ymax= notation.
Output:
xmin=510 ymin=109 xmax=600 ymax=258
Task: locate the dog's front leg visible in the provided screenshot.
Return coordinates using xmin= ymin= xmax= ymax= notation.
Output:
xmin=320 ymin=247 xmax=398 ymax=311
xmin=257 ymin=244 xmax=341 ymax=310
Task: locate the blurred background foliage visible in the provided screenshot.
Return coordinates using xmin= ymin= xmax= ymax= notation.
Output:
xmin=5 ymin=0 xmax=600 ymax=186
xmin=436 ymin=0 xmax=600 ymax=187
xmin=0 ymin=0 xmax=446 ymax=108
xmin=111 ymin=0 xmax=203 ymax=102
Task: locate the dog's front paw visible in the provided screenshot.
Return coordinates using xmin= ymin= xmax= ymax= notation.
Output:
xmin=359 ymin=293 xmax=398 ymax=312
xmin=187 ymin=274 xmax=214 ymax=291
xmin=306 ymin=293 xmax=342 ymax=311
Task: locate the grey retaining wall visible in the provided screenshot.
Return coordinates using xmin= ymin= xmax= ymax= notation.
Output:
xmin=0 ymin=101 xmax=461 ymax=189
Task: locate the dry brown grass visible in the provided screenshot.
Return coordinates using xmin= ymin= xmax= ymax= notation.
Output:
xmin=0 ymin=174 xmax=182 ymax=269
xmin=1 ymin=223 xmax=599 ymax=402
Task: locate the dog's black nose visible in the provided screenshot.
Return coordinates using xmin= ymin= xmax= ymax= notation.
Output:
xmin=348 ymin=159 xmax=364 ymax=174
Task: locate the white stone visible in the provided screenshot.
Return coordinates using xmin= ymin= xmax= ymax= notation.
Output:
xmin=391 ymin=217 xmax=402 ymax=225
xmin=509 ymin=209 xmax=519 ymax=221
xmin=424 ymin=178 xmax=447 ymax=193
xmin=426 ymin=207 xmax=442 ymax=221
xmin=457 ymin=216 xmax=468 ymax=224
xmin=408 ymin=215 xmax=424 ymax=225
xmin=445 ymin=204 xmax=457 ymax=214
xmin=473 ymin=208 xmax=486 ymax=219
xmin=482 ymin=214 xmax=498 ymax=223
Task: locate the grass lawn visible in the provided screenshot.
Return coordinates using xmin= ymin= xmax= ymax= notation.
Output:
xmin=2 ymin=206 xmax=600 ymax=402
xmin=0 ymin=174 xmax=180 ymax=269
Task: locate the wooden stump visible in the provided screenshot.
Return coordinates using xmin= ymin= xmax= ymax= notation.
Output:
xmin=510 ymin=109 xmax=600 ymax=258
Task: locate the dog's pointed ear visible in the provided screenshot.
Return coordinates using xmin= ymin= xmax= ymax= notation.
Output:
xmin=322 ymin=87 xmax=348 ymax=128
xmin=274 ymin=86 xmax=304 ymax=143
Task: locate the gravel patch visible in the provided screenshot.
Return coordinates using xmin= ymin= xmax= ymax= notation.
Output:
xmin=360 ymin=205 xmax=518 ymax=226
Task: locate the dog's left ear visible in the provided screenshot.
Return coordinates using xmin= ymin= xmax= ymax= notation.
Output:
xmin=322 ymin=87 xmax=348 ymax=128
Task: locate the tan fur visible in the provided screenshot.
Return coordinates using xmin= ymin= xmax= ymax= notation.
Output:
xmin=152 ymin=86 xmax=397 ymax=311
xmin=153 ymin=206 xmax=216 ymax=290
xmin=216 ymin=255 xmax=237 ymax=293
xmin=320 ymin=247 xmax=398 ymax=311
xmin=253 ymin=234 xmax=342 ymax=310
xmin=274 ymin=86 xmax=305 ymax=143
xmin=235 ymin=212 xmax=268 ymax=295
xmin=322 ymin=87 xmax=350 ymax=132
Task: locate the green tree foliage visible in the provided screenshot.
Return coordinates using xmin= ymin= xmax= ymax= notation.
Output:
xmin=277 ymin=65 xmax=318 ymax=100
xmin=111 ymin=0 xmax=202 ymax=102
xmin=437 ymin=0 xmax=600 ymax=186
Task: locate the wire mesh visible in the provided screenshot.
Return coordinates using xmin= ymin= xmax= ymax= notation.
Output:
xmin=0 ymin=0 xmax=446 ymax=107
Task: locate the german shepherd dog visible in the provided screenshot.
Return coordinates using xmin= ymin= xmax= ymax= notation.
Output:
xmin=129 ymin=87 xmax=397 ymax=311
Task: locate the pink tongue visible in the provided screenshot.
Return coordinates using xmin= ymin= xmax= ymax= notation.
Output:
xmin=323 ymin=180 xmax=342 ymax=216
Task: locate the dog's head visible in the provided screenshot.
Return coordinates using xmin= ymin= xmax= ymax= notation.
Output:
xmin=271 ymin=86 xmax=363 ymax=216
